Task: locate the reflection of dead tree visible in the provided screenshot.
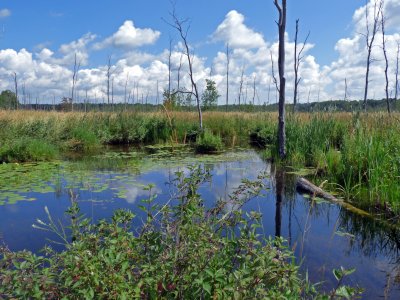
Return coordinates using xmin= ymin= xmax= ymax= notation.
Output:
xmin=362 ymin=0 xmax=383 ymax=111
xmin=165 ymin=6 xmax=203 ymax=129
xmin=293 ymin=19 xmax=310 ymax=112
xmin=275 ymin=169 xmax=285 ymax=237
xmin=380 ymin=6 xmax=391 ymax=114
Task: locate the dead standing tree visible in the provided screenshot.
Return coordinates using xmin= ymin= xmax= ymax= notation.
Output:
xmin=12 ymin=72 xmax=18 ymax=110
xmin=71 ymin=53 xmax=81 ymax=112
xmin=106 ymin=55 xmax=115 ymax=107
xmin=395 ymin=41 xmax=399 ymax=101
xmin=380 ymin=4 xmax=390 ymax=114
xmin=293 ymin=19 xmax=310 ymax=112
xmin=166 ymin=8 xmax=203 ymax=129
xmin=226 ymin=43 xmax=231 ymax=112
xmin=362 ymin=0 xmax=383 ymax=111
xmin=274 ymin=0 xmax=287 ymax=159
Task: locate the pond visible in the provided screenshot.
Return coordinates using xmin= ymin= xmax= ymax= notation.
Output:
xmin=0 ymin=148 xmax=399 ymax=299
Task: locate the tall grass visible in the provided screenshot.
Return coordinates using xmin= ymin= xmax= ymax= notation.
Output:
xmin=1 ymin=110 xmax=399 ymax=212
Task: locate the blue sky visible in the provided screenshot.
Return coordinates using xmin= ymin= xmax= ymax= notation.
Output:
xmin=1 ymin=0 xmax=361 ymax=65
xmin=0 ymin=0 xmax=399 ymax=104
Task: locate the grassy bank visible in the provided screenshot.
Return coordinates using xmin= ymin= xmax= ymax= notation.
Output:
xmin=1 ymin=110 xmax=400 ymax=214
xmin=254 ymin=112 xmax=400 ymax=214
xmin=0 ymin=110 xmax=272 ymax=162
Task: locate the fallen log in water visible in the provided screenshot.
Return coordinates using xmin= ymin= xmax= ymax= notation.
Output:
xmin=296 ymin=177 xmax=371 ymax=217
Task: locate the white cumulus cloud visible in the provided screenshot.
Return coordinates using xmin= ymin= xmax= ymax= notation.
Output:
xmin=0 ymin=9 xmax=11 ymax=18
xmin=94 ymin=20 xmax=161 ymax=50
xmin=213 ymin=10 xmax=266 ymax=49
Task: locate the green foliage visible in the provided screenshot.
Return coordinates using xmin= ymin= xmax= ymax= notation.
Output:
xmin=195 ymin=129 xmax=223 ymax=153
xmin=0 ymin=90 xmax=18 ymax=109
xmin=0 ymin=167 xmax=360 ymax=299
xmin=201 ymin=79 xmax=219 ymax=110
xmin=0 ymin=138 xmax=58 ymax=163
xmin=249 ymin=125 xmax=276 ymax=148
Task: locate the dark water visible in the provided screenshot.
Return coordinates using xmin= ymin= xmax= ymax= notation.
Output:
xmin=0 ymin=149 xmax=399 ymax=299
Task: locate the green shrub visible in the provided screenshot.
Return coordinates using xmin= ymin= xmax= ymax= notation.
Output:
xmin=65 ymin=127 xmax=100 ymax=152
xmin=0 ymin=167 xmax=360 ymax=299
xmin=195 ymin=130 xmax=223 ymax=153
xmin=0 ymin=138 xmax=58 ymax=163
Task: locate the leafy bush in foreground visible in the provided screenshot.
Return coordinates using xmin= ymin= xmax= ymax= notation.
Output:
xmin=0 ymin=167 xmax=360 ymax=299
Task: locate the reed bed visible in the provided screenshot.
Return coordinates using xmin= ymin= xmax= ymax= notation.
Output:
xmin=1 ymin=110 xmax=400 ymax=213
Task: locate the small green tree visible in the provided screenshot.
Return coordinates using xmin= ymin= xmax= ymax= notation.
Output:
xmin=0 ymin=90 xmax=18 ymax=109
xmin=201 ymin=79 xmax=219 ymax=110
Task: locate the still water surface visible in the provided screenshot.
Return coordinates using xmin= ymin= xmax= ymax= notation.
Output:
xmin=0 ymin=149 xmax=399 ymax=299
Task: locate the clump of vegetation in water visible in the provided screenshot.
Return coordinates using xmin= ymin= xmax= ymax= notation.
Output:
xmin=0 ymin=166 xmax=361 ymax=299
xmin=195 ymin=129 xmax=223 ymax=153
xmin=0 ymin=138 xmax=58 ymax=163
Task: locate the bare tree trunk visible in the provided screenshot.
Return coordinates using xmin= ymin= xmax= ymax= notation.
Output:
xmin=71 ymin=53 xmax=81 ymax=112
xmin=12 ymin=72 xmax=18 ymax=110
xmin=124 ymin=73 xmax=129 ymax=111
xmin=22 ymin=82 xmax=26 ymax=107
xmin=85 ymin=88 xmax=88 ymax=113
xmin=395 ymin=41 xmax=399 ymax=101
xmin=238 ymin=67 xmax=245 ymax=108
xmin=381 ymin=7 xmax=390 ymax=114
xmin=106 ymin=55 xmax=112 ymax=105
xmin=111 ymin=77 xmax=114 ymax=112
xmin=167 ymin=7 xmax=203 ymax=129
xmin=293 ymin=19 xmax=309 ymax=112
xmin=252 ymin=75 xmax=256 ymax=105
xmin=274 ymin=0 xmax=287 ymax=159
xmin=363 ymin=0 xmax=383 ymax=111
xmin=156 ymin=80 xmax=160 ymax=106
xmin=168 ymin=38 xmax=172 ymax=98
xmin=177 ymin=53 xmax=183 ymax=92
xmin=226 ymin=43 xmax=230 ymax=112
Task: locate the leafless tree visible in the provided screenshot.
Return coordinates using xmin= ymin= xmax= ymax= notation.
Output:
xmin=22 ymin=82 xmax=26 ymax=106
xmin=362 ymin=0 xmax=383 ymax=111
xmin=71 ymin=53 xmax=81 ymax=112
xmin=177 ymin=53 xmax=183 ymax=92
xmin=106 ymin=55 xmax=114 ymax=105
xmin=226 ymin=43 xmax=230 ymax=111
xmin=166 ymin=6 xmax=203 ymax=129
xmin=380 ymin=6 xmax=391 ymax=114
xmin=252 ymin=75 xmax=256 ymax=105
xmin=238 ymin=66 xmax=245 ymax=107
xmin=270 ymin=51 xmax=279 ymax=93
xmin=274 ymin=0 xmax=287 ymax=159
xmin=293 ymin=19 xmax=310 ymax=112
xmin=111 ymin=77 xmax=115 ymax=111
xmin=395 ymin=41 xmax=399 ymax=101
xmin=12 ymin=72 xmax=18 ymax=109
xmin=168 ymin=38 xmax=173 ymax=97
xmin=156 ymin=80 xmax=160 ymax=106
xmin=124 ymin=73 xmax=129 ymax=111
